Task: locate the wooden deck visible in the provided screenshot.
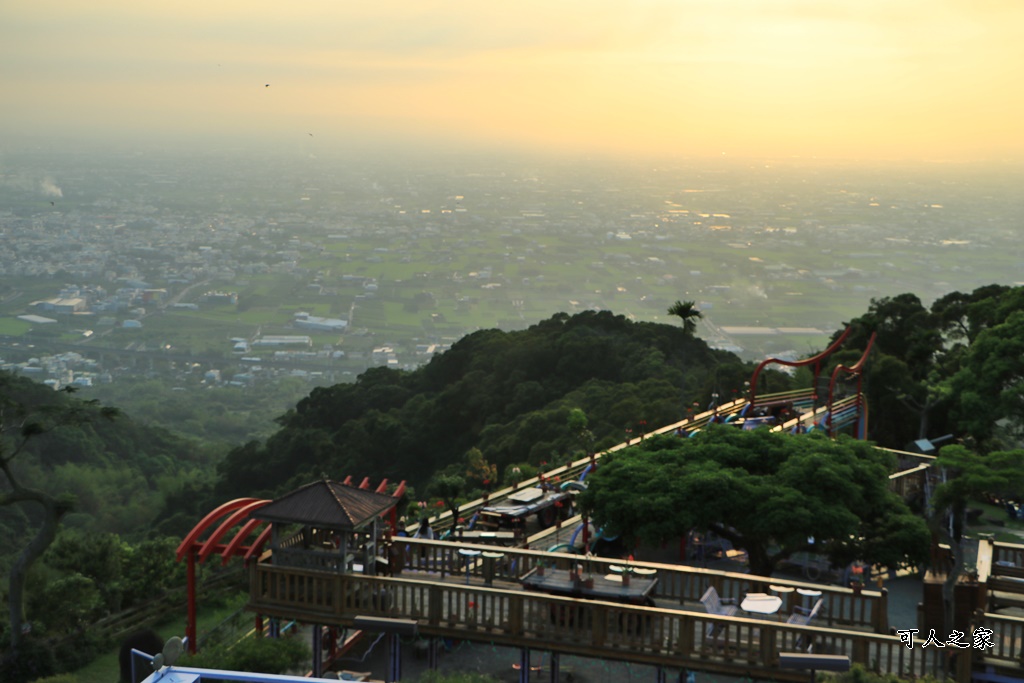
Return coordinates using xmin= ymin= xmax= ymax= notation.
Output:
xmin=247 ymin=538 xmax=951 ymax=682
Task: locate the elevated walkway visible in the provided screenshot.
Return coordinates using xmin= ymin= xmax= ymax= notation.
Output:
xmin=247 ymin=537 xmax=946 ymax=682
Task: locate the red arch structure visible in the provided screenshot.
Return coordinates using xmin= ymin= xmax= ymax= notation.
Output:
xmin=176 ymin=498 xmax=271 ymax=653
xmin=745 ymin=325 xmax=853 ymax=412
xmin=176 ymin=478 xmax=408 ymax=654
xmin=825 ymin=331 xmax=877 ymax=439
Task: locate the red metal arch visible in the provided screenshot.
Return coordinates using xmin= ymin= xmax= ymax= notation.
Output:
xmin=827 ymin=332 xmax=877 ymax=438
xmin=243 ymin=524 xmax=276 ymax=564
xmin=747 ymin=325 xmax=853 ymax=408
xmin=176 ymin=497 xmax=270 ymax=654
xmin=221 ymin=517 xmax=269 ymax=566
xmin=176 ymin=497 xmax=264 ymax=562
xmin=175 ymin=478 xmax=408 ymax=654
xmin=199 ymin=500 xmax=271 ymax=563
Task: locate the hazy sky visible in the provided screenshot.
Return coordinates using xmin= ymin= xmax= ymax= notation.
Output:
xmin=3 ymin=0 xmax=1023 ymax=161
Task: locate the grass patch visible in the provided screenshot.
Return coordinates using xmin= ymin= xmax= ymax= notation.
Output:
xmin=0 ymin=316 xmax=32 ymax=335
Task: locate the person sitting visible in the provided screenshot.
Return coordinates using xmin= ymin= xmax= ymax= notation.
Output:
xmin=415 ymin=519 xmax=436 ymax=540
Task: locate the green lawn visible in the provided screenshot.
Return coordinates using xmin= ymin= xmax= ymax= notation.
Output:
xmin=967 ymin=500 xmax=1024 ymax=544
xmin=0 ymin=316 xmax=32 ymax=335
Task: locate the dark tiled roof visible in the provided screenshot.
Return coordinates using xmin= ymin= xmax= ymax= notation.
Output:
xmin=251 ymin=479 xmax=397 ymax=530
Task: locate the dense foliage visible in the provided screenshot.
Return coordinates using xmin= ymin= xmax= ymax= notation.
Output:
xmin=209 ymin=310 xmax=764 ymax=500
xmin=579 ymin=426 xmax=931 ymax=576
xmin=0 ymin=372 xmax=206 ymax=547
xmin=831 ymin=285 xmax=1024 ymax=451
xmin=183 ymin=634 xmax=309 ymax=675
xmin=0 ymin=371 xmax=204 ymax=678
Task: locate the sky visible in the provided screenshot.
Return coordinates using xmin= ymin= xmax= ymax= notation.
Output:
xmin=3 ymin=0 xmax=1023 ymax=162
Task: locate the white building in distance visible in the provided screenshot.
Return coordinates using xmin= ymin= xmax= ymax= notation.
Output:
xmin=293 ymin=312 xmax=347 ymax=332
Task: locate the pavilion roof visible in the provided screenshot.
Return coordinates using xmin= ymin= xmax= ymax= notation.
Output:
xmin=251 ymin=479 xmax=397 ymax=530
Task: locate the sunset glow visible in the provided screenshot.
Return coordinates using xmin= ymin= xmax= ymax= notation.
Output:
xmin=3 ymin=0 xmax=1022 ymax=161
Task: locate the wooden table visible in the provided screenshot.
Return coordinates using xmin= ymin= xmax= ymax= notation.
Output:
xmin=521 ymin=567 xmax=657 ymax=605
xmin=740 ymin=593 xmax=783 ymax=618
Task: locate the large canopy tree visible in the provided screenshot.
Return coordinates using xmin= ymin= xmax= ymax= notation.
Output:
xmin=578 ymin=425 xmax=930 ymax=577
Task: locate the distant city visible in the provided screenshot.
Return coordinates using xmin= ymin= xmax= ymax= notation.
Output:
xmin=2 ymin=145 xmax=1022 ymax=394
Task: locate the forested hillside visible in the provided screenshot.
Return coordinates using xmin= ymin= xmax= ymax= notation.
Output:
xmin=208 ymin=310 xmax=769 ymax=503
xmin=206 ymin=284 xmax=1024 ymax=513
xmin=0 ymin=372 xmax=206 ymax=678
xmin=0 ymin=372 xmax=207 ymax=546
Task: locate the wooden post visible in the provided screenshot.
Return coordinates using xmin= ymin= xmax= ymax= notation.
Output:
xmin=311 ymin=623 xmax=322 ymax=678
xmin=876 ymin=587 xmax=889 ymax=633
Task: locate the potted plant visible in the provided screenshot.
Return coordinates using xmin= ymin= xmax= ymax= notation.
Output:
xmin=850 ymin=563 xmax=865 ymax=594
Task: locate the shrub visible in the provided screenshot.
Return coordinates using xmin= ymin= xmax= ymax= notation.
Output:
xmin=185 ymin=635 xmax=309 ymax=675
xmin=0 ymin=638 xmax=57 ymax=683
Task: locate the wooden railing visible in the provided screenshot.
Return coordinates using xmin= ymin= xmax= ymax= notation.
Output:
xmin=249 ymin=563 xmax=943 ymax=680
xmin=366 ymin=537 xmax=889 ymax=633
xmin=975 ymin=611 xmax=1024 ymax=669
xmin=275 ymin=547 xmax=349 ymax=572
xmin=992 ymin=541 xmax=1024 ymax=577
xmin=412 ymin=400 xmax=748 ymax=535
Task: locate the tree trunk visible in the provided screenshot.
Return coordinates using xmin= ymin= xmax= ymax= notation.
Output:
xmin=939 ymin=506 xmax=966 ymax=678
xmin=4 ymin=489 xmax=64 ymax=653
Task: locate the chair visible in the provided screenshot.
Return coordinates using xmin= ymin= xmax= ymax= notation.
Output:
xmin=786 ymin=598 xmax=823 ymax=651
xmin=786 ymin=598 xmax=823 ymax=626
xmin=701 ymin=586 xmax=739 ymax=617
xmin=700 ymin=586 xmax=738 ymax=639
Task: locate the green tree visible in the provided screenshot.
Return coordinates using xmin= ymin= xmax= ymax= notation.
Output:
xmin=464 ymin=448 xmax=497 ymax=492
xmin=415 ymin=672 xmax=500 ymax=683
xmin=930 ymin=445 xmax=1024 ymax=638
xmin=0 ymin=374 xmax=117 ymax=657
xmin=948 ymin=310 xmax=1024 ymax=448
xmin=579 ymin=426 xmax=929 ymax=577
xmin=567 ymin=408 xmax=595 ymax=458
xmin=427 ymin=473 xmax=465 ymax=522
xmin=213 ymin=310 xmax=738 ymax=499
xmin=667 ymin=300 xmax=703 ymax=336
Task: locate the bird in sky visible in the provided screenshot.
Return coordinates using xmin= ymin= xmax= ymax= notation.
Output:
xmin=265 ymin=84 xmax=270 ymax=88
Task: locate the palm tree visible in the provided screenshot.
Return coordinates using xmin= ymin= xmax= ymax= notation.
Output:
xmin=667 ymin=300 xmax=703 ymax=336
